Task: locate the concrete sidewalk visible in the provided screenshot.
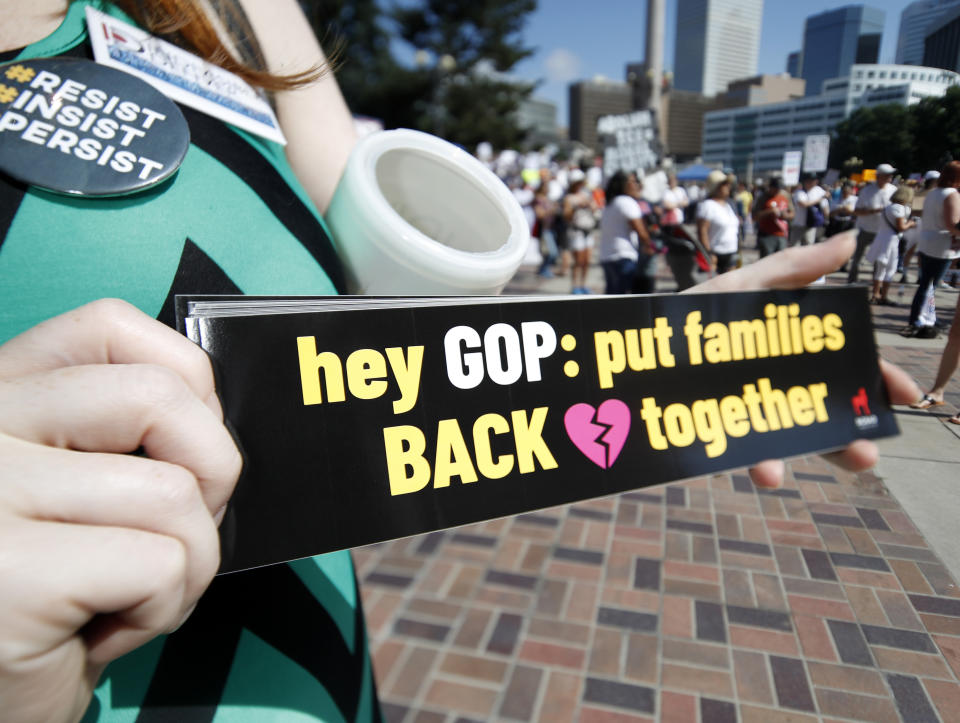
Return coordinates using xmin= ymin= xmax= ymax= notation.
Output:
xmin=356 ymin=248 xmax=960 ymax=723
xmin=872 ymin=289 xmax=960 ymax=589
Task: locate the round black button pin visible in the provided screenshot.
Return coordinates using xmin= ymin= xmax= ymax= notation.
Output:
xmin=0 ymin=57 xmax=189 ymax=196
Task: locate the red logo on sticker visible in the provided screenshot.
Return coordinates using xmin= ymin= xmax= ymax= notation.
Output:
xmin=851 ymin=387 xmax=871 ymax=416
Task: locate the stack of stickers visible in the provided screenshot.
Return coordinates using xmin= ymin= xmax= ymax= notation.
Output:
xmin=178 ymin=289 xmax=896 ymax=573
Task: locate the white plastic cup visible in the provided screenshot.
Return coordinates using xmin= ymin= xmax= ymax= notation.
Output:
xmin=324 ymin=129 xmax=529 ymax=295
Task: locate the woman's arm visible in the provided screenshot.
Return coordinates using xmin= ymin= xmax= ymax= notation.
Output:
xmin=696 ymin=217 xmax=712 ymax=253
xmin=629 ymin=217 xmax=655 ymax=255
xmin=238 ymin=0 xmax=357 ymax=214
xmin=895 ymin=215 xmax=915 ymax=232
xmin=943 ymin=191 xmax=960 ymax=229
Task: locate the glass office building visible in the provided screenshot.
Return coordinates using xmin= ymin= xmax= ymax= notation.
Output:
xmin=702 ymin=64 xmax=959 ymax=176
xmin=799 ymin=5 xmax=885 ymax=96
xmin=896 ymin=0 xmax=960 ymax=65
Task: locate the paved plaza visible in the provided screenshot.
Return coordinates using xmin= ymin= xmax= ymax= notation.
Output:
xmin=356 ymin=247 xmax=960 ymax=723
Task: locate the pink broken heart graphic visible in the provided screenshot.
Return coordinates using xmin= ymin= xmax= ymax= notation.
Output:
xmin=564 ymin=399 xmax=631 ymax=469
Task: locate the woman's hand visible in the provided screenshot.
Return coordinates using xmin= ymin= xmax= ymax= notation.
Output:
xmin=0 ymin=300 xmax=242 ymax=723
xmin=685 ymin=232 xmax=920 ymax=488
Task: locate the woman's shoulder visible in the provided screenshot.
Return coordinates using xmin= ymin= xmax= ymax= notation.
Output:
xmin=610 ymin=194 xmax=641 ymax=215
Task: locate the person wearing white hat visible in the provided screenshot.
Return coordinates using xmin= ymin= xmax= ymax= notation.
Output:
xmin=903 ymin=161 xmax=960 ymax=338
xmin=696 ymin=170 xmax=741 ymax=273
xmin=849 ymin=163 xmax=897 ymax=283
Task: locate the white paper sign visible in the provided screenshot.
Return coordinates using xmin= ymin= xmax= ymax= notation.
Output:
xmin=782 ymin=150 xmax=802 ymax=186
xmin=86 ymin=6 xmax=286 ymax=145
xmin=803 ymin=135 xmax=830 ymax=173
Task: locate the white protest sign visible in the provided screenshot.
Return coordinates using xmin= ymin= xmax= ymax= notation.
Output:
xmin=782 ymin=150 xmax=802 ymax=186
xmin=803 ymin=135 xmax=830 ymax=173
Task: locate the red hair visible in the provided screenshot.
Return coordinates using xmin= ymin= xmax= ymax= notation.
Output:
xmin=938 ymin=160 xmax=960 ymax=188
xmin=111 ymin=0 xmax=335 ymax=90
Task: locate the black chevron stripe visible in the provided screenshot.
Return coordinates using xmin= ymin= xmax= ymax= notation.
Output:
xmin=155 ymin=238 xmax=242 ymax=328
xmin=179 ymin=105 xmax=346 ymax=294
xmin=134 ymin=561 xmax=379 ymax=722
xmin=0 ymin=176 xmax=26 ymax=256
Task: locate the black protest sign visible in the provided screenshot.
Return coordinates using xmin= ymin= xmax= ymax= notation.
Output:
xmin=180 ymin=289 xmax=896 ymax=573
xmin=598 ymin=110 xmax=661 ymax=176
xmin=0 ymin=58 xmax=188 ymax=196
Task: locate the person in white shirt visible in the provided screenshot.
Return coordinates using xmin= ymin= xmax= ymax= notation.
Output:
xmin=696 ymin=170 xmax=740 ymax=273
xmin=660 ymin=174 xmax=689 ymax=228
xmin=828 ymin=181 xmax=858 ymax=236
xmin=790 ymin=173 xmax=828 ymax=246
xmin=865 ymin=186 xmax=916 ymax=305
xmin=900 ymin=170 xmax=940 ymax=283
xmin=849 ymin=163 xmax=897 ymax=283
xmin=907 ymin=162 xmax=960 ymax=420
xmin=904 ymin=161 xmax=960 ymax=337
xmin=586 ymin=159 xmax=604 ymax=192
xmin=598 ymin=171 xmax=655 ymax=294
xmin=562 ymin=169 xmax=599 ymax=294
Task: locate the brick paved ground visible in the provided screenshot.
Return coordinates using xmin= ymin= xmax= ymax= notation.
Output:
xmin=356 ymin=262 xmax=960 ymax=723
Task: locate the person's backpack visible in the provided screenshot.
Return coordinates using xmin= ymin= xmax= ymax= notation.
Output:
xmin=572 ymin=207 xmax=597 ymax=231
xmin=806 ymin=203 xmax=825 ymax=228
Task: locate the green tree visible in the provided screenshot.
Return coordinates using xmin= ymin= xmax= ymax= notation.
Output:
xmin=393 ymin=0 xmax=539 ymax=147
xmin=830 ymin=87 xmax=960 ymax=176
xmin=302 ymin=0 xmax=539 ymax=147
xmin=911 ymin=86 xmax=960 ymax=171
xmin=301 ymin=0 xmax=432 ymax=131
xmin=830 ymin=103 xmax=916 ymax=173
xmin=393 ymin=0 xmax=537 ymax=73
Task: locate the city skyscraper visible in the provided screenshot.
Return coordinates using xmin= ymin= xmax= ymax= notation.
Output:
xmin=673 ymin=0 xmax=764 ymax=97
xmin=786 ymin=51 xmax=801 ymax=78
xmin=568 ymin=79 xmax=632 ymax=150
xmin=897 ymin=0 xmax=960 ymax=65
xmin=799 ymin=5 xmax=885 ymax=96
xmin=923 ymin=4 xmax=960 ymax=71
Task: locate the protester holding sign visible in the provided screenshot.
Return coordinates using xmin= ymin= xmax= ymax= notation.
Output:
xmin=0 ymin=3 xmax=921 ymax=723
xmin=0 ymin=1 xmax=380 ymax=721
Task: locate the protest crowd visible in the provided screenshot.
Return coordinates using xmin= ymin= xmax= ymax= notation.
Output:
xmin=488 ymin=147 xmax=960 ymax=429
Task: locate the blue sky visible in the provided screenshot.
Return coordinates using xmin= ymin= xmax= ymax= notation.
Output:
xmin=510 ymin=0 xmax=913 ymax=123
